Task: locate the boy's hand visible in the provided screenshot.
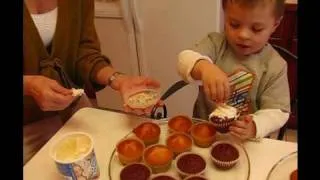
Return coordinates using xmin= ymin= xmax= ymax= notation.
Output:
xmin=229 ymin=115 xmax=256 ymax=140
xmin=193 ymin=60 xmax=230 ymax=103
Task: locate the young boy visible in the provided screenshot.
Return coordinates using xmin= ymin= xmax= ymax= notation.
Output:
xmin=177 ymin=0 xmax=290 ymax=140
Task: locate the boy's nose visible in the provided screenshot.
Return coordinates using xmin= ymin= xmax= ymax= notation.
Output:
xmin=238 ymin=28 xmax=251 ymax=40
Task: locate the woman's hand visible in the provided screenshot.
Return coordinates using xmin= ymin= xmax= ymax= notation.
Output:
xmin=114 ymin=75 xmax=162 ymax=116
xmin=24 ymin=75 xmax=74 ymax=111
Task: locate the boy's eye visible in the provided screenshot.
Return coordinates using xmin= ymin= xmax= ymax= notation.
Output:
xmin=252 ymin=27 xmax=264 ymax=33
xmin=229 ymin=22 xmax=240 ymax=29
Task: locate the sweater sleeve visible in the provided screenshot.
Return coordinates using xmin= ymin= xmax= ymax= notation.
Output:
xmin=252 ymin=54 xmax=291 ymax=139
xmin=251 ymin=109 xmax=290 ymax=140
xmin=75 ymin=0 xmax=112 ymax=91
xmin=177 ymin=32 xmax=225 ymax=84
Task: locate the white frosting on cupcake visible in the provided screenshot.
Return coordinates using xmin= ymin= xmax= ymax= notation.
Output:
xmin=209 ymin=104 xmax=238 ymax=119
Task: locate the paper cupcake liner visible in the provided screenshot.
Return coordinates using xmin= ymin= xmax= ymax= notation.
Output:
xmin=211 ymin=156 xmax=239 ymax=169
xmin=150 ymin=172 xmax=179 ymax=180
xmin=175 ymin=152 xmax=206 ymax=178
xmin=120 ymin=163 xmax=152 ymax=180
xmin=210 ymin=141 xmax=240 ymax=169
xmin=211 ymin=119 xmax=233 ymax=128
xmin=184 ymin=174 xmax=208 ymax=180
xmin=193 ymin=137 xmax=215 ymax=148
xmin=143 ymin=137 xmax=160 ymax=146
xmin=146 ymin=161 xmax=172 ymax=174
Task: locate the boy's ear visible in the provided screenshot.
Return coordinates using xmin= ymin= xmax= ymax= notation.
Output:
xmin=272 ymin=16 xmax=283 ymax=33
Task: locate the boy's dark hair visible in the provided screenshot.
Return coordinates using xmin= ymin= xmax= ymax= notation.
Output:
xmin=222 ymin=0 xmax=285 ymax=18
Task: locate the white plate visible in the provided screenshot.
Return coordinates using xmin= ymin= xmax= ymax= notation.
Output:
xmin=266 ymin=151 xmax=297 ymax=180
xmin=107 ymin=118 xmax=250 ymax=180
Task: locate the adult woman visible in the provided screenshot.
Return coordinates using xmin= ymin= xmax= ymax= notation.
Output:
xmin=23 ymin=0 xmax=160 ymax=164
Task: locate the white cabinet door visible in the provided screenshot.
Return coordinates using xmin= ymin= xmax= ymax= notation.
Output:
xmin=94 ymin=16 xmax=139 ymax=111
xmin=130 ymin=0 xmax=222 ymax=117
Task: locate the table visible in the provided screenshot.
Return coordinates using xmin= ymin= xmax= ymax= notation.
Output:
xmin=23 ymin=108 xmax=297 ymax=180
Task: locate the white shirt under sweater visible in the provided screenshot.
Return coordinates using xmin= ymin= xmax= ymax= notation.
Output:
xmin=30 ymin=7 xmax=57 ymax=47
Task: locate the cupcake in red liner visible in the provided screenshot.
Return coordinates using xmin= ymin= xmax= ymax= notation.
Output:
xmin=150 ymin=173 xmax=179 ymax=180
xmin=120 ymin=163 xmax=152 ymax=180
xmin=210 ymin=140 xmax=240 ymax=170
xmin=209 ymin=104 xmax=239 ymax=133
xmin=175 ymin=152 xmax=206 ymax=179
xmin=184 ymin=175 xmax=208 ymax=180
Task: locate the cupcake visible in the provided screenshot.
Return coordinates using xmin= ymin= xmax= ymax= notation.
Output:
xmin=210 ymin=141 xmax=240 ymax=170
xmin=175 ymin=152 xmax=206 ymax=179
xmin=184 ymin=175 xmax=208 ymax=180
xmin=116 ymin=137 xmax=145 ymax=165
xmin=143 ymin=144 xmax=174 ymax=173
xmin=120 ymin=163 xmax=152 ymax=180
xmin=168 ymin=115 xmax=193 ymax=134
xmin=290 ymin=169 xmax=298 ymax=180
xmin=209 ymin=104 xmax=239 ymax=133
xmin=166 ymin=132 xmax=193 ymax=157
xmin=150 ymin=173 xmax=179 ymax=180
xmin=133 ymin=121 xmax=161 ymax=146
xmin=190 ymin=122 xmax=216 ymax=148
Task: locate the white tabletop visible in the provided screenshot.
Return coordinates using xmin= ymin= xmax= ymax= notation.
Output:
xmin=23 ymin=108 xmax=297 ymax=180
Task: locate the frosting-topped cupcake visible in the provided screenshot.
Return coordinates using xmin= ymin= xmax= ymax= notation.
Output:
xmin=209 ymin=104 xmax=239 ymax=133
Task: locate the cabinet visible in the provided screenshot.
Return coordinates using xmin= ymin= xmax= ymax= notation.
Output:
xmin=269 ymin=3 xmax=297 ymax=55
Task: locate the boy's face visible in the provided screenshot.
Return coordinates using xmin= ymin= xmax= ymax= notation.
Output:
xmin=224 ymin=1 xmax=281 ymax=56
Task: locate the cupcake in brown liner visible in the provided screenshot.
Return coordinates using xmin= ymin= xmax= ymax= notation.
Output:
xmin=210 ymin=141 xmax=240 ymax=170
xmin=166 ymin=132 xmax=193 ymax=157
xmin=209 ymin=104 xmax=239 ymax=133
xmin=116 ymin=137 xmax=145 ymax=165
xmin=133 ymin=121 xmax=161 ymax=146
xmin=150 ymin=173 xmax=179 ymax=180
xmin=190 ymin=122 xmax=216 ymax=148
xmin=168 ymin=115 xmax=193 ymax=134
xmin=143 ymin=144 xmax=174 ymax=173
xmin=175 ymin=152 xmax=206 ymax=179
xmin=120 ymin=163 xmax=152 ymax=180
xmin=184 ymin=175 xmax=208 ymax=180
